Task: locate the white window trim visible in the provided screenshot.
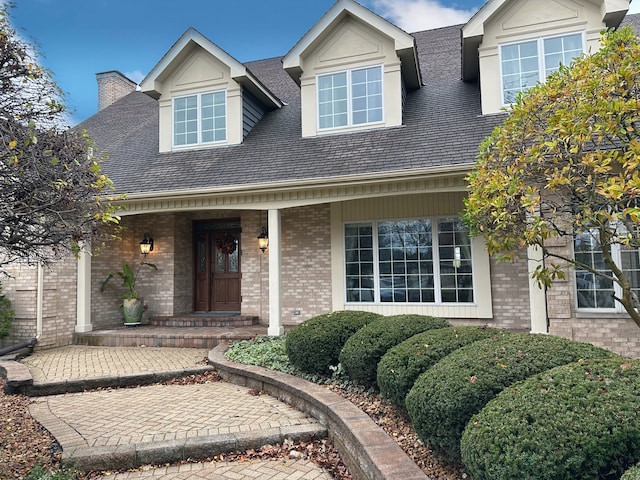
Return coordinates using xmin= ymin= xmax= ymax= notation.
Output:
xmin=499 ymin=31 xmax=585 ymax=107
xmin=316 ymin=65 xmax=385 ymax=132
xmin=343 ymin=216 xmax=477 ymax=306
xmin=172 ymin=89 xmax=227 ymax=149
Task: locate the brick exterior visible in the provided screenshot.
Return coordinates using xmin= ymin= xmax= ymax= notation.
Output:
xmin=96 ymin=71 xmax=137 ymax=111
xmin=486 ymin=256 xmax=532 ymax=331
xmin=1 ymin=257 xmax=77 ymax=350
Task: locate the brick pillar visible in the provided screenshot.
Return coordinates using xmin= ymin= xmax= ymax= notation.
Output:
xmin=96 ymin=71 xmax=137 ymax=111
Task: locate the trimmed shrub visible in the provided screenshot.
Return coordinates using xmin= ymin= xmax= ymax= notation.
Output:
xmin=0 ymin=282 xmax=13 ymax=338
xmin=377 ymin=326 xmax=507 ymax=407
xmin=405 ymin=333 xmax=616 ymax=462
xmin=623 ymin=466 xmax=640 ymax=480
xmin=339 ymin=315 xmax=450 ymax=388
xmin=461 ymin=358 xmax=640 ymax=480
xmin=285 ymin=310 xmax=382 ymax=374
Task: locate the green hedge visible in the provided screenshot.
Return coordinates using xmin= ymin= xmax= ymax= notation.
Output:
xmin=338 ymin=315 xmax=450 ymax=388
xmin=405 ymin=333 xmax=615 ymax=462
xmin=461 ymin=358 xmax=639 ymax=480
xmin=285 ymin=310 xmax=382 ymax=374
xmin=377 ymin=326 xmax=507 ymax=407
xmin=0 ymin=283 xmax=13 ymax=338
xmin=622 ymin=466 xmax=640 ymax=480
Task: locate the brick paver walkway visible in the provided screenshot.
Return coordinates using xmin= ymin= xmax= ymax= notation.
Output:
xmin=97 ymin=458 xmax=332 ymax=479
xmin=21 ymin=346 xmax=331 ymax=479
xmin=20 ymin=346 xmax=209 ymax=382
xmin=31 ymin=382 xmax=316 ymax=448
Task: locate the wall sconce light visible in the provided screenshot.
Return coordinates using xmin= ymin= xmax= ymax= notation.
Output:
xmin=453 ymin=246 xmax=461 ymax=268
xmin=257 ymin=227 xmax=269 ymax=253
xmin=140 ymin=234 xmax=154 ymax=256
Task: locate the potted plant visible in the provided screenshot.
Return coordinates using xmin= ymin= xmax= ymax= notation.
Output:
xmin=101 ymin=261 xmax=157 ymax=326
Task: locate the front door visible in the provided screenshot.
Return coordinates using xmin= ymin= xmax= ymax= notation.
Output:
xmin=194 ymin=222 xmax=241 ymax=312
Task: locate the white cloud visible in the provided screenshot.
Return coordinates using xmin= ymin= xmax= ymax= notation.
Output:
xmin=124 ymin=70 xmax=145 ymax=85
xmin=372 ymin=0 xmax=478 ymax=32
xmin=629 ymin=0 xmax=640 ymax=14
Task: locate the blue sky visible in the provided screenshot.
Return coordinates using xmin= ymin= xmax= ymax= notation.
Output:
xmin=11 ymin=0 xmax=640 ymax=125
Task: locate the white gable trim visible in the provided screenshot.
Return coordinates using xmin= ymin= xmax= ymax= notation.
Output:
xmin=283 ymin=0 xmax=421 ymax=89
xmin=140 ymin=28 xmax=282 ymax=109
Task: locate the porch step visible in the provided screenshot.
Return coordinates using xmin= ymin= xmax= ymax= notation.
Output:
xmin=73 ymin=324 xmax=267 ymax=349
xmin=148 ymin=315 xmax=259 ymax=328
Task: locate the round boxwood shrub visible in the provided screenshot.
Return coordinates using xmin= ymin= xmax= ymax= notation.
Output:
xmin=285 ymin=310 xmax=382 ymax=374
xmin=461 ymin=358 xmax=639 ymax=480
xmin=338 ymin=315 xmax=451 ymax=388
xmin=622 ymin=466 xmax=640 ymax=480
xmin=405 ymin=333 xmax=616 ymax=462
xmin=377 ymin=326 xmax=507 ymax=407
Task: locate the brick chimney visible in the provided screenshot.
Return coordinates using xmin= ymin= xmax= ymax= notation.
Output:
xmin=96 ymin=71 xmax=137 ymax=111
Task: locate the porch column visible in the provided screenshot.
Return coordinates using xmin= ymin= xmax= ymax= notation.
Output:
xmin=267 ymin=208 xmax=284 ymax=336
xmin=528 ymin=245 xmax=548 ymax=333
xmin=75 ymin=242 xmax=93 ymax=333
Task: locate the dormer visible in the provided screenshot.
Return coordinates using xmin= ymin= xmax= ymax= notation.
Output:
xmin=462 ymin=0 xmax=630 ymax=115
xmin=140 ymin=28 xmax=282 ymax=153
xmin=283 ymin=0 xmax=421 ymax=138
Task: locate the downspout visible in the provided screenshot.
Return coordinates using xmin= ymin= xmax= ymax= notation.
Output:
xmin=36 ymin=262 xmax=44 ymax=340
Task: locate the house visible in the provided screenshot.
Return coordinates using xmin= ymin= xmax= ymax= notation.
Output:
xmin=3 ymin=0 xmax=640 ymax=357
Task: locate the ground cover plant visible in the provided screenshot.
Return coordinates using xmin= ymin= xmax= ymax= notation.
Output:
xmin=285 ymin=310 xmax=382 ymax=374
xmin=377 ymin=326 xmax=507 ymax=407
xmin=339 ymin=315 xmax=450 ymax=388
xmin=622 ymin=466 xmax=640 ymax=480
xmin=461 ymin=358 xmax=640 ymax=480
xmin=405 ymin=333 xmax=616 ymax=461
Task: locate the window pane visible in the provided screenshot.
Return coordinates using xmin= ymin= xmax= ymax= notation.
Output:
xmin=318 ymin=72 xmax=348 ymax=129
xmin=544 ymin=33 xmax=583 ymax=77
xmin=351 ymin=66 xmax=383 ymax=125
xmin=378 ymin=219 xmax=433 ymax=303
xmin=438 ymin=218 xmax=474 ymax=303
xmin=574 ymin=230 xmax=615 ymax=308
xmin=174 ymin=95 xmax=198 ymax=146
xmin=501 ymin=40 xmax=539 ymax=104
xmin=344 ymin=223 xmax=374 ymax=302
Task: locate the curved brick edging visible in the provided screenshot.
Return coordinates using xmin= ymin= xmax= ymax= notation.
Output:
xmin=208 ymin=344 xmax=428 ymax=480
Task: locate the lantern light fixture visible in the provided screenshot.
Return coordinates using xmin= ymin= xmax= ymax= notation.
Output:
xmin=257 ymin=227 xmax=269 ymax=253
xmin=140 ymin=234 xmax=154 ymax=256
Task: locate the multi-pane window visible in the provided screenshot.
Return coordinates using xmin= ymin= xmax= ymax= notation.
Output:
xmin=174 ymin=91 xmax=226 ymax=146
xmin=318 ymin=66 xmax=382 ymax=130
xmin=345 ymin=218 xmax=474 ymax=304
xmin=501 ymin=33 xmax=583 ymax=104
xmin=574 ymin=230 xmax=640 ymax=310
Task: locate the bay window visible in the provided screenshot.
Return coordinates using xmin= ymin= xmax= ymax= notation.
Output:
xmin=345 ymin=218 xmax=474 ymax=304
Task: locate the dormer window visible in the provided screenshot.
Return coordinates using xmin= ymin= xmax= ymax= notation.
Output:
xmin=318 ymin=65 xmax=383 ymax=130
xmin=501 ymin=32 xmax=583 ymax=105
xmin=173 ymin=91 xmax=227 ymax=146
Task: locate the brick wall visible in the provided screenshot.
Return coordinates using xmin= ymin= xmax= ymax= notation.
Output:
xmin=1 ymin=256 xmax=77 ymax=350
xmin=487 ymin=255 xmax=532 ymax=331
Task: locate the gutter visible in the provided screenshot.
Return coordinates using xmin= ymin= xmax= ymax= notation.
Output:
xmin=119 ymin=164 xmax=473 ymax=203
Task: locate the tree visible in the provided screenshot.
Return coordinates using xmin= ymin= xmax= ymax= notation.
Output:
xmin=463 ymin=27 xmax=640 ymax=327
xmin=0 ymin=4 xmax=119 ymax=272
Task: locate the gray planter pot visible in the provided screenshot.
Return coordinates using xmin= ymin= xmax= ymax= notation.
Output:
xmin=122 ymin=298 xmax=144 ymax=325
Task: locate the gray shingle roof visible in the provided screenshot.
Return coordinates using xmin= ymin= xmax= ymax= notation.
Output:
xmin=81 ymin=15 xmax=640 ymax=196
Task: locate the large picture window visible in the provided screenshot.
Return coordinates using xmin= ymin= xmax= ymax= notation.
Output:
xmin=501 ymin=32 xmax=583 ymax=104
xmin=318 ymin=65 xmax=383 ymax=130
xmin=345 ymin=218 xmax=474 ymax=304
xmin=174 ymin=91 xmax=226 ymax=146
xmin=574 ymin=230 xmax=640 ymax=310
